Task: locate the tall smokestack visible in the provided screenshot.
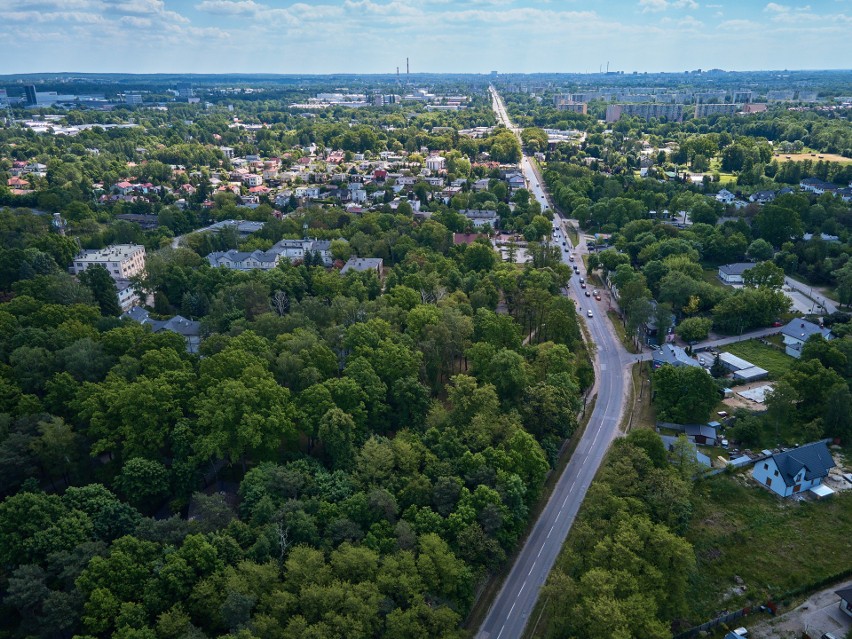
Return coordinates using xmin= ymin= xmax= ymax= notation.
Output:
xmin=406 ymin=57 xmax=410 ymax=84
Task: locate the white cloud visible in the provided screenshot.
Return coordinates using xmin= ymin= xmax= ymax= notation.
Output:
xmin=764 ymin=3 xmax=790 ymax=11
xmin=639 ymin=0 xmax=698 ymax=12
xmin=194 ymin=0 xmax=261 ymax=15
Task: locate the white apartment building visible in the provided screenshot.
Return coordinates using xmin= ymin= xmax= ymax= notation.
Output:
xmin=70 ymin=244 xmax=146 ymax=280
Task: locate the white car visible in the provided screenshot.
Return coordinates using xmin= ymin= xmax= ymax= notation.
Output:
xmin=587 ymin=310 xmax=593 ymax=318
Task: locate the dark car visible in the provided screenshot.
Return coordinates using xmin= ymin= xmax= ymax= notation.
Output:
xmin=580 ymin=282 xmax=587 ymax=289
xmin=585 ymin=290 xmax=591 ymax=297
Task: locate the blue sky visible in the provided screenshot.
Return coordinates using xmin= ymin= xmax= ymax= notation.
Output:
xmin=0 ymin=0 xmax=850 ymax=74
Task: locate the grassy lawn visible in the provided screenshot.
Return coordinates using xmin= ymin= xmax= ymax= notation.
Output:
xmin=722 ymin=340 xmax=792 ymax=380
xmin=624 ymin=362 xmax=655 ymax=431
xmin=685 ymin=472 xmax=852 ymax=622
xmin=607 ymin=309 xmax=640 ymax=354
xmin=702 ymin=268 xmax=727 ymax=289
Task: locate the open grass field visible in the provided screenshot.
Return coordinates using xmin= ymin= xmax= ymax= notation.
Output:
xmin=723 ymin=339 xmax=792 ymax=380
xmin=774 ymin=153 xmax=852 ymax=164
xmin=685 ymin=471 xmax=852 ymax=622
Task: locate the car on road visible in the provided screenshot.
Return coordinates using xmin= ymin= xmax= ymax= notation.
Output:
xmin=587 ymin=310 xmax=593 ymax=317
xmin=584 ymin=291 xmax=591 ymax=297
xmin=580 ymin=282 xmax=586 ymax=289
xmin=579 ymin=277 xmax=584 ymax=283
xmin=568 ymin=255 xmax=574 ymax=261
xmin=594 ymin=294 xmax=601 ymax=301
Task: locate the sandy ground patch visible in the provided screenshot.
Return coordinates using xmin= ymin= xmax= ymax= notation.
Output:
xmin=749 ymin=578 xmax=852 ymax=639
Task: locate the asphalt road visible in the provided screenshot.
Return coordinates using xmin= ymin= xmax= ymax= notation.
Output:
xmin=477 ymin=88 xmax=633 ymax=639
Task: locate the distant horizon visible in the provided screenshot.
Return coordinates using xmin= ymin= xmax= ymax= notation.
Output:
xmin=2 ymin=0 xmax=852 ymax=76
xmin=2 ymin=68 xmax=851 ymax=79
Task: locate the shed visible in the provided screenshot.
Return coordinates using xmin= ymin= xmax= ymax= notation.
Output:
xmin=809 ymin=484 xmax=834 ymax=499
xmin=733 ymin=365 xmax=769 ymax=382
xmin=719 ymin=352 xmax=753 ymax=372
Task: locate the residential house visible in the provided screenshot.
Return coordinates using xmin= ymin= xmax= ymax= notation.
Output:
xmin=684 ymin=424 xmax=718 ymax=446
xmin=340 ymin=257 xmax=383 ymax=276
xmin=800 ymin=177 xmax=837 ymax=195
xmin=836 ymin=587 xmax=852 ymax=619
xmin=780 ymin=318 xmax=833 ymax=358
xmin=242 ymin=174 xmax=263 ymax=187
xmin=425 ymin=155 xmax=446 ymax=172
xmin=715 ymin=188 xmax=736 ymax=204
xmin=472 ymin=178 xmax=491 ymax=192
xmin=70 ymin=244 xmax=146 ymax=280
xmin=752 ymin=440 xmax=835 ymax=497
xmin=718 ymin=262 xmax=756 ymax=285
xmin=749 ymin=190 xmax=776 ymax=205
xmin=7 ymin=177 xmax=29 ymax=188
xmin=115 ymin=279 xmax=141 ymax=312
xmin=272 ymin=238 xmax=334 ymax=266
xmin=651 ymin=344 xmax=701 ymax=369
xmin=113 ymin=181 xmax=136 ymax=195
xmin=207 ymin=249 xmax=280 ymax=271
xmin=506 ymin=174 xmax=526 ymax=191
xmin=461 ymin=209 xmax=498 ymax=229
xmin=122 ymin=306 xmax=202 ymax=354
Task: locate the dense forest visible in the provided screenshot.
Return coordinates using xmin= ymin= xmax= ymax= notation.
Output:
xmin=0 ymin=198 xmax=590 ymax=638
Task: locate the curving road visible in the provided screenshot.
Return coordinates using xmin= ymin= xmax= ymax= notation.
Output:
xmin=477 ymin=88 xmax=633 ymax=639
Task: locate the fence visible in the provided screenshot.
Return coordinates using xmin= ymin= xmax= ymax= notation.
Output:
xmin=673 ymin=608 xmax=749 ymax=639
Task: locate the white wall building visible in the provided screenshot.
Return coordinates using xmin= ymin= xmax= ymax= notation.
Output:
xmin=70 ymin=244 xmax=146 ymax=280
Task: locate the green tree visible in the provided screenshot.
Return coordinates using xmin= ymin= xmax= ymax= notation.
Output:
xmin=742 ymin=261 xmax=785 ymax=290
xmin=79 ymin=265 xmax=121 ymax=317
xmin=653 ymin=365 xmax=717 ymax=424
xmin=675 ymin=317 xmax=713 ymax=343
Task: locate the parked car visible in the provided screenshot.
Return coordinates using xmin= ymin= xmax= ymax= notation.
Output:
xmin=772 ymin=320 xmax=783 ymax=327
xmin=585 ymin=291 xmax=591 ymax=297
xmin=579 ymin=277 xmax=584 ymax=283
xmin=587 ymin=309 xmax=593 ymax=318
xmin=594 ymin=294 xmax=601 ymax=301
xmin=580 ymin=283 xmax=587 ymax=289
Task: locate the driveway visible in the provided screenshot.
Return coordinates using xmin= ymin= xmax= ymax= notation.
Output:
xmin=749 ymin=579 xmax=852 ymax=639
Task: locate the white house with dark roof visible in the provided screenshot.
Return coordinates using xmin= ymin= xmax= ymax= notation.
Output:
xmin=752 ymin=440 xmax=835 ymax=497
xmin=715 ymin=188 xmax=736 ymax=204
xmin=780 ymin=318 xmax=833 ymax=358
xmin=718 ymin=262 xmax=756 ymax=285
xmin=207 ymin=249 xmax=280 ymax=271
xmin=461 ymin=209 xmax=498 ymax=228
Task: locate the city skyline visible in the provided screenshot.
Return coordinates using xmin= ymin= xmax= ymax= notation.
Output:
xmin=1 ymin=0 xmax=851 ymax=75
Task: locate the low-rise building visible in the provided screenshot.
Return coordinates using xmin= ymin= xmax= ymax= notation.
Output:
xmin=752 ymin=440 xmax=835 ymax=498
xmin=652 ymin=344 xmax=701 ymax=369
xmin=718 ymin=262 xmax=756 ymax=285
xmin=70 ymin=244 xmax=146 ymax=280
xmin=340 ymin=257 xmax=383 ymax=276
xmin=207 ymin=249 xmax=280 ymax=271
xmin=122 ymin=306 xmax=202 ymax=353
xmin=115 ymin=279 xmax=141 ymax=312
xmin=461 ymin=209 xmax=498 ymax=229
xmin=780 ymin=318 xmax=833 ymax=358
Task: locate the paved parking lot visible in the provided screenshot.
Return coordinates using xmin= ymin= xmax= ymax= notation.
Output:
xmin=750 ymin=579 xmax=852 ymax=639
